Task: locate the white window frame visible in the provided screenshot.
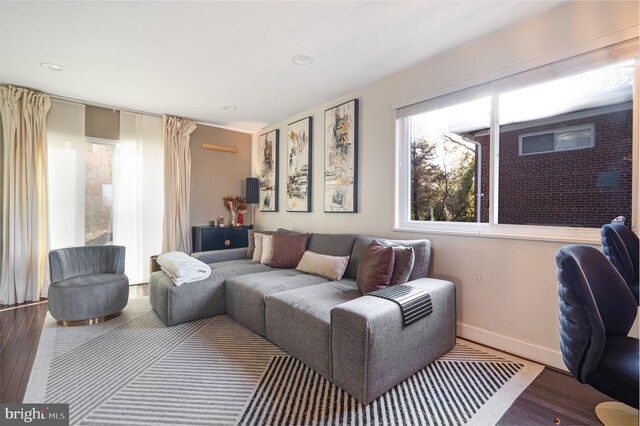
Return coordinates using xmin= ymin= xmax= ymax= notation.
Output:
xmin=518 ymin=124 xmax=595 ymax=156
xmin=394 ymin=41 xmax=638 ymax=244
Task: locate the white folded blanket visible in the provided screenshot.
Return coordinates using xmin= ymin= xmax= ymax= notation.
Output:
xmin=157 ymin=251 xmax=211 ymax=286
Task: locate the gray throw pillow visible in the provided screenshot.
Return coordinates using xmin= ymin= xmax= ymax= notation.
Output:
xmin=385 ymin=243 xmax=415 ymax=285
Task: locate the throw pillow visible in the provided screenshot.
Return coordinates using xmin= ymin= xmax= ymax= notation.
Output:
xmin=251 ymin=233 xmax=266 ymax=262
xmin=356 ymin=240 xmax=395 ymax=294
xmin=270 ymin=233 xmax=309 ymax=268
xmin=248 ymin=230 xmax=275 ymax=259
xmin=383 ymin=242 xmax=415 ymax=285
xmin=296 ymin=251 xmax=350 ymax=280
xmin=261 ymin=235 xmax=274 ymax=265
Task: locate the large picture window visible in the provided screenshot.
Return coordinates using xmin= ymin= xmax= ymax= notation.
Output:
xmin=395 ymin=41 xmax=638 ymax=240
xmin=408 ymin=97 xmax=489 ymax=223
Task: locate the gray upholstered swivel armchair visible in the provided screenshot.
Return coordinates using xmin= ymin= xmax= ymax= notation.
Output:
xmin=48 ymin=246 xmax=129 ymax=326
xmin=601 ymin=224 xmax=639 ymax=305
xmin=556 ymin=245 xmax=639 ymax=425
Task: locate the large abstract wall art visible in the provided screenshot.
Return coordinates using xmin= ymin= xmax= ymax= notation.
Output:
xmin=259 ymin=129 xmax=279 ymax=212
xmin=324 ymin=99 xmax=358 ymax=213
xmin=286 ymin=117 xmax=312 ymax=212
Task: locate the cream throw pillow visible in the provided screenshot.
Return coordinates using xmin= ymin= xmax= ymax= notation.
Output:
xmin=261 ymin=235 xmax=274 ymax=265
xmin=296 ymin=250 xmax=350 ymax=280
xmin=252 ymin=233 xmax=266 ymax=262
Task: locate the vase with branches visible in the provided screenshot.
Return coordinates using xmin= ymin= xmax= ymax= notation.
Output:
xmin=223 ymin=195 xmax=247 ymax=226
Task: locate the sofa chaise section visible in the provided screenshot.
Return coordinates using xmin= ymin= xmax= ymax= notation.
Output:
xmin=265 ymin=279 xmax=361 ymax=380
xmin=331 ymin=277 xmax=456 ymax=405
xmin=151 ymin=247 xmax=272 ymax=326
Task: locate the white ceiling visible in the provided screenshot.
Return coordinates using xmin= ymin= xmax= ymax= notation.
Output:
xmin=0 ymin=1 xmax=564 ymax=133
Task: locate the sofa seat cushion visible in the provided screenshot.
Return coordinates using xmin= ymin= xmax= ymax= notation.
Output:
xmin=208 ymin=259 xmax=273 ymax=276
xmin=225 ymin=270 xmax=330 ymax=336
xmin=51 ymin=273 xmax=128 ymax=289
xmin=48 ymin=273 xmax=129 ymax=322
xmin=265 ymin=281 xmax=361 ymax=380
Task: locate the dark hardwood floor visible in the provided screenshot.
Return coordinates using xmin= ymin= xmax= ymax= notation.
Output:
xmin=0 ymin=286 xmax=608 ymax=424
xmin=0 ymin=300 xmax=48 ymax=403
xmin=497 ymin=368 xmax=608 ymax=425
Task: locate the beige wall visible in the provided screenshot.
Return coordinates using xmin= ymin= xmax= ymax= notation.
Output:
xmin=190 ymin=124 xmax=252 ymax=226
xmin=252 ymin=1 xmax=640 ymax=369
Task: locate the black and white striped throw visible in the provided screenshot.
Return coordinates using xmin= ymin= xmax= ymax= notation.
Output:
xmin=368 ymin=284 xmax=433 ymax=326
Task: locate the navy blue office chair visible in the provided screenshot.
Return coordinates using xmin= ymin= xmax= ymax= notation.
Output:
xmin=556 ymin=245 xmax=639 ymax=425
xmin=601 ymin=224 xmax=639 ymax=305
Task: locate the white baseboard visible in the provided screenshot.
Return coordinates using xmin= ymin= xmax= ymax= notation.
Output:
xmin=457 ymin=322 xmax=567 ymax=371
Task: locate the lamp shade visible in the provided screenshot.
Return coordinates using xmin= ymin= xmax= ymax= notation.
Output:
xmin=245 ymin=177 xmax=259 ymax=204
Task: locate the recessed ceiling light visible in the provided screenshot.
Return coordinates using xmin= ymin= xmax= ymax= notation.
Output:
xmin=291 ymin=54 xmax=313 ymax=66
xmin=222 ymin=105 xmax=237 ymax=111
xmin=40 ymin=62 xmax=64 ymax=71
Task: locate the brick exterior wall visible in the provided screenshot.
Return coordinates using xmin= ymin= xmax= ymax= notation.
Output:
xmin=474 ymin=108 xmax=632 ymax=228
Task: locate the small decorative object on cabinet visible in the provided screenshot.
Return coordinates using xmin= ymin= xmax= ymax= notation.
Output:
xmin=192 ymin=225 xmax=253 ymax=252
xmin=223 ymin=195 xmax=246 ymax=226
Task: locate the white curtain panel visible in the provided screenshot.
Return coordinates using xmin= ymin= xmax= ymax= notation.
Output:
xmin=116 ymin=112 xmax=163 ymax=283
xmin=47 ymin=100 xmax=86 ymax=250
xmin=0 ymin=86 xmax=51 ymax=304
xmin=162 ymin=115 xmax=196 ymax=254
xmin=47 ymin=106 xmax=163 ymax=286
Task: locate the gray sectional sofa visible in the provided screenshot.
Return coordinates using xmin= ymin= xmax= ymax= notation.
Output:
xmin=149 ymin=231 xmax=456 ymax=405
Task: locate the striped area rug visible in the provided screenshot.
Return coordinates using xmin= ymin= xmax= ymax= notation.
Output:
xmin=24 ymin=297 xmax=542 ymax=425
xmin=239 ymin=347 xmax=526 ymax=426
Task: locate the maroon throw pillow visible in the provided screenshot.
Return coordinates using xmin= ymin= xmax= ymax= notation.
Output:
xmin=356 ymin=240 xmax=395 ymax=294
xmin=269 ymin=233 xmax=309 ymax=268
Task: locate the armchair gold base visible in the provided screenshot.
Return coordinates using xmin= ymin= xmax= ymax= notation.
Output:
xmin=595 ymin=401 xmax=639 ymax=426
xmin=56 ymin=311 xmax=122 ymax=327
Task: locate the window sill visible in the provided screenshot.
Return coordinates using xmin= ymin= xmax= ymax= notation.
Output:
xmin=393 ymin=222 xmax=602 ymax=244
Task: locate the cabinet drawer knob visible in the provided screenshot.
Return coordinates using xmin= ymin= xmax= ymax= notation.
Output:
xmin=225 ymin=239 xmax=231 ymax=246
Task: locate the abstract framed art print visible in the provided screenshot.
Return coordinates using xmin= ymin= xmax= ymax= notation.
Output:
xmin=259 ymin=129 xmax=279 ymax=212
xmin=286 ymin=117 xmax=312 ymax=212
xmin=324 ymin=99 xmax=358 ymax=212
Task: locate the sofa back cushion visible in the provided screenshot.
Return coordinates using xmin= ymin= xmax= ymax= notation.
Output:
xmin=346 ymin=236 xmax=430 ymax=281
xmin=307 ymin=233 xmax=357 ymax=257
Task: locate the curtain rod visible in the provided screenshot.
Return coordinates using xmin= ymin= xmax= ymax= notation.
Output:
xmin=49 ymin=93 xmax=158 ymax=119
xmin=48 ymin=92 xmax=254 ymax=134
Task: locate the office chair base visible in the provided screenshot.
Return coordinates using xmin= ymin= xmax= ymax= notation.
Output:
xmin=595 ymin=401 xmax=638 ymax=426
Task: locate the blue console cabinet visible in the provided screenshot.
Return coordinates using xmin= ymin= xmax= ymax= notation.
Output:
xmin=192 ymin=225 xmax=252 ymax=252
